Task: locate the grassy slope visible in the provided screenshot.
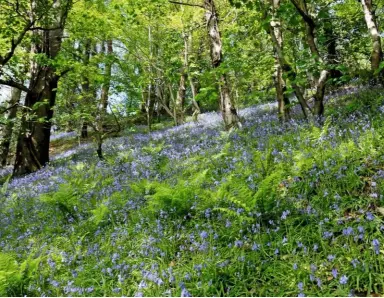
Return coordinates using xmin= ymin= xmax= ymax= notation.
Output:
xmin=0 ymin=88 xmax=384 ymax=297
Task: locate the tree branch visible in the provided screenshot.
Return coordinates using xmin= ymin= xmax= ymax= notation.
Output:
xmin=0 ymin=20 xmax=35 ymax=66
xmin=168 ymin=0 xmax=205 ymax=9
xmin=0 ymin=103 xmax=19 ymax=114
xmin=0 ymin=79 xmax=29 ymax=92
xmin=290 ymin=0 xmax=316 ymax=28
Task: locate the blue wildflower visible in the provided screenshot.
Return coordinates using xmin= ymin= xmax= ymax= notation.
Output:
xmin=339 ymin=275 xmax=348 ymax=285
xmin=372 ymin=239 xmax=380 ymax=255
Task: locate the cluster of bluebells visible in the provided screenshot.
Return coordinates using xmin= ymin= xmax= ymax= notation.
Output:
xmin=0 ymin=87 xmax=384 ymax=296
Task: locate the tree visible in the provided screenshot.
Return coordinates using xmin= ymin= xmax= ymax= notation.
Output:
xmin=359 ymin=0 xmax=384 ymax=81
xmin=13 ymin=0 xmax=73 ymax=176
xmin=204 ymin=0 xmax=241 ymax=129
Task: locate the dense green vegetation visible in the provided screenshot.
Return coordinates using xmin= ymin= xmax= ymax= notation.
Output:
xmin=0 ymin=88 xmax=384 ymax=296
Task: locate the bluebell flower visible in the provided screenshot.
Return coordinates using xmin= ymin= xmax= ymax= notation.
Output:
xmin=235 ymin=240 xmax=243 ymax=248
xmin=199 ymin=231 xmax=208 ymax=239
xmin=366 ymin=212 xmax=374 ymax=221
xmin=372 ymin=239 xmax=380 ymax=255
xmin=339 ymin=275 xmax=348 ymax=285
xmin=332 ymin=268 xmax=338 ymax=278
xmin=297 ymin=282 xmax=304 ymax=291
xmin=181 ymin=288 xmax=192 ymax=297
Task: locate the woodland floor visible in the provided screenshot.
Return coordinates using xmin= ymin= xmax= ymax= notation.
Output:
xmin=1 ymin=85 xmax=384 ymax=297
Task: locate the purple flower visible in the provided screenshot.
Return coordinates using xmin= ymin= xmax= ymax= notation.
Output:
xmin=332 ymin=268 xmax=338 ymax=278
xmin=181 ymin=288 xmax=192 ymax=297
xmin=235 ymin=240 xmax=243 ymax=248
xmin=370 ymin=193 xmax=378 ymax=199
xmin=310 ymin=264 xmax=317 ymax=272
xmin=200 ymin=231 xmax=208 ymax=239
xmin=372 ymin=239 xmax=380 ymax=254
xmin=293 ymin=263 xmax=298 ymax=270
xmin=252 ymin=243 xmax=259 ymax=251
xmin=339 ymin=275 xmax=348 ymax=285
xmin=281 ymin=210 xmax=290 ymax=220
xmin=327 ymin=255 xmax=335 ymax=262
xmin=343 ymin=227 xmax=354 ymax=236
xmin=351 ymin=259 xmax=360 ymax=268
xmin=298 ymin=293 xmax=305 ymax=297
xmin=298 ymin=282 xmax=304 ymax=291
xmin=366 ymin=212 xmax=374 ymax=221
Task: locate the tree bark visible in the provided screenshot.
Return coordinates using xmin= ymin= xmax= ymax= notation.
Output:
xmin=360 ymin=0 xmax=384 ymax=80
xmin=0 ymin=87 xmax=22 ymax=166
xmin=80 ymin=39 xmax=92 ymax=139
xmin=13 ymin=0 xmax=70 ymax=176
xmin=95 ymin=39 xmax=113 ymax=159
xmin=269 ymin=0 xmax=291 ymax=121
xmin=175 ymin=33 xmax=188 ymax=125
xmin=290 ymin=0 xmax=328 ymax=118
xmin=204 ymin=0 xmax=240 ymax=129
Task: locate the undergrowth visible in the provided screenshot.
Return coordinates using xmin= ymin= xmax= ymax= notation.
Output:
xmin=0 ymin=88 xmax=384 ymax=296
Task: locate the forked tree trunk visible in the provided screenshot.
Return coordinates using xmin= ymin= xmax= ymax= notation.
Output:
xmin=267 ymin=0 xmax=310 ymax=119
xmin=291 ymin=0 xmax=328 ymax=118
xmin=204 ymin=0 xmax=240 ymax=130
xmin=360 ymin=0 xmax=384 ymax=81
xmin=0 ymin=87 xmax=22 ymax=166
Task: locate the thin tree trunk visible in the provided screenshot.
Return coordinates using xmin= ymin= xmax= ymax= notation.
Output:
xmin=94 ymin=40 xmax=113 ymax=159
xmin=80 ymin=39 xmax=92 ymax=139
xmin=188 ymin=33 xmax=201 ymax=116
xmin=204 ymin=0 xmax=240 ymax=129
xmin=361 ymin=0 xmax=384 ymax=81
xmin=0 ymin=87 xmax=22 ymax=166
xmin=175 ymin=34 xmax=188 ymax=125
xmin=269 ymin=0 xmax=290 ymax=121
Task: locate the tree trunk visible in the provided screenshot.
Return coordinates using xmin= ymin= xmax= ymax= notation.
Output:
xmin=269 ymin=0 xmax=291 ymax=121
xmin=324 ymin=16 xmax=342 ymax=80
xmin=80 ymin=39 xmax=92 ymax=139
xmin=13 ymin=1 xmax=69 ymax=176
xmin=81 ymin=123 xmax=88 ymax=138
xmin=290 ymin=0 xmax=328 ymax=118
xmin=0 ymin=87 xmax=22 ymax=167
xmin=175 ymin=33 xmax=189 ymax=125
xmin=146 ymin=84 xmax=156 ymax=130
xmin=95 ymin=40 xmax=113 ymax=159
xmin=204 ymin=0 xmax=240 ymax=129
xmin=361 ymin=0 xmax=384 ymax=80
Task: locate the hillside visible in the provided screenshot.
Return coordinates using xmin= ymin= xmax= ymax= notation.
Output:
xmin=0 ymin=87 xmax=384 ymax=296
